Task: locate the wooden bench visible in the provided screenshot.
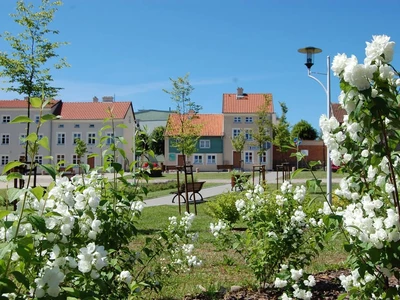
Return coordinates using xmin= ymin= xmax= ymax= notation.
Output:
xmin=217 ymin=164 xmax=233 ymax=172
xmin=165 ymin=165 xmax=179 ymax=172
xmin=171 ymin=181 xmax=206 ymax=203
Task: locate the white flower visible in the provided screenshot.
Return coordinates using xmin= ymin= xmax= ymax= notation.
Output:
xmin=361 ymin=149 xmax=369 ymax=158
xmin=332 ymin=53 xmax=348 ymax=77
xmin=365 ymin=35 xmax=395 ymax=64
xmin=119 ymin=270 xmax=133 ymax=285
xmin=235 ymin=199 xmax=246 ymax=212
xmin=304 ymin=275 xmax=316 ymax=287
xmin=274 ymin=277 xmax=287 ymax=288
xmin=290 ymin=268 xmax=303 ymax=281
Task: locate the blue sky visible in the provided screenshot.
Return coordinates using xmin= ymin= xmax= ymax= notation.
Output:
xmin=1 ymin=0 xmax=400 ymax=132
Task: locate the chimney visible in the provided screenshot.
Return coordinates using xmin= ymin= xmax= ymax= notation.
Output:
xmin=102 ymin=96 xmax=114 ymax=102
xmin=93 ymin=96 xmax=98 ymax=103
xmin=237 ymin=87 xmax=244 ymax=99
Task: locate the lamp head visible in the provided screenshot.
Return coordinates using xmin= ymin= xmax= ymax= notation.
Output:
xmin=298 ymin=47 xmax=322 ymax=70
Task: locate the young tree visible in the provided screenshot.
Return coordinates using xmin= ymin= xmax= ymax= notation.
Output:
xmin=231 ymin=131 xmax=246 ymax=170
xmin=291 ymin=119 xmax=318 ymax=140
xmin=164 ymin=74 xmax=202 ymax=166
xmin=252 ymin=95 xmax=273 ymax=164
xmin=0 ymin=0 xmax=69 ymax=162
xmin=150 ymin=126 xmax=165 ymax=156
xmin=273 ymin=102 xmax=291 ymax=162
xmin=74 ymin=138 xmax=87 ymax=174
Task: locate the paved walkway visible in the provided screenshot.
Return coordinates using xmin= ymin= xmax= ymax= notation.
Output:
xmin=0 ymin=172 xmax=342 ymax=207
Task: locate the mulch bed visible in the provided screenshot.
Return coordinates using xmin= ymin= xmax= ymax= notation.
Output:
xmin=184 ymin=270 xmax=349 ymax=300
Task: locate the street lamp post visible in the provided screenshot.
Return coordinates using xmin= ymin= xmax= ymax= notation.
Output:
xmin=298 ymin=46 xmax=332 ymax=204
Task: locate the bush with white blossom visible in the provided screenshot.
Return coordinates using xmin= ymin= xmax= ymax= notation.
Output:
xmin=0 ymin=103 xmax=201 ymax=299
xmin=321 ymin=34 xmax=400 ymax=298
xmin=210 ymin=183 xmax=326 ymax=297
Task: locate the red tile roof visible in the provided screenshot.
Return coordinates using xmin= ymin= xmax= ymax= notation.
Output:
xmin=222 ymin=93 xmax=274 ymax=113
xmin=0 ymin=99 xmax=60 ymax=108
xmin=59 ymin=102 xmax=133 ymax=120
xmin=166 ymin=113 xmax=224 ymax=136
xmin=331 ymin=103 xmax=346 ymax=124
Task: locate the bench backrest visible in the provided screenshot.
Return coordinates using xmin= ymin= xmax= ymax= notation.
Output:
xmin=179 ymin=181 xmax=205 ymax=193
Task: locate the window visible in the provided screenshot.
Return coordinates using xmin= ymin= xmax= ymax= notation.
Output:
xmin=245 ymin=129 xmax=253 ymax=141
xmin=74 ymin=124 xmax=80 ymax=128
xmin=35 ymin=155 xmax=43 ymax=164
xmin=1 ymin=155 xmax=9 ymax=166
xmin=72 ymin=154 xmax=79 ymax=164
xmin=88 ymin=133 xmax=96 ymax=145
xmin=244 ymin=151 xmax=253 ymax=164
xmin=58 ymin=124 xmax=64 ymax=128
xmin=234 ymin=116 xmax=241 ymax=123
xmin=56 ymin=154 xmax=65 ymax=167
xmin=89 ymin=124 xmax=95 ymax=128
xmin=106 ymin=133 xmax=114 ymax=145
xmin=35 ymin=115 xmax=40 ymax=124
xmin=19 ymin=134 xmax=26 ymax=145
xmin=57 ymin=133 xmax=65 ymax=145
xmin=261 ymin=152 xmax=267 ymax=164
xmin=199 ymin=140 xmax=210 ymax=149
xmin=73 ymin=133 xmax=82 ymax=144
xmin=245 ymin=117 xmax=253 ymax=123
xmin=232 ymin=129 xmax=241 ymax=138
xmin=193 ymin=155 xmax=203 ymax=164
xmin=207 ymin=155 xmax=216 ymax=164
xmin=1 ymin=134 xmax=10 ymax=145
xmin=2 ymin=116 xmax=10 ymax=123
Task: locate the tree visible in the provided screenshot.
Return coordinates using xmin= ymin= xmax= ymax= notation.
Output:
xmin=150 ymin=126 xmax=165 ymax=156
xmin=231 ymin=131 xmax=246 ymax=170
xmin=164 ymin=73 xmax=202 ymax=166
xmin=291 ymin=120 xmax=318 ymax=140
xmin=252 ymin=95 xmax=273 ymax=164
xmin=74 ymin=138 xmax=87 ymax=174
xmin=0 ymin=0 xmax=69 ymax=162
xmin=273 ymin=102 xmax=291 ymax=158
xmin=135 ymin=125 xmax=154 ymax=165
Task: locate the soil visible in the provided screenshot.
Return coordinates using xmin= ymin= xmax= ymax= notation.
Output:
xmin=184 ymin=270 xmax=348 ymax=300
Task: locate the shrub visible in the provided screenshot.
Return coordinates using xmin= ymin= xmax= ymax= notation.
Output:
xmin=206 ymin=192 xmax=242 ymax=225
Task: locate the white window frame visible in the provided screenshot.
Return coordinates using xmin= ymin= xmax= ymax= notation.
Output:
xmin=245 ymin=116 xmax=253 ymax=123
xmin=106 ymin=132 xmax=114 ymax=145
xmin=1 ymin=134 xmax=10 ymax=145
xmin=35 ymin=155 xmax=43 ymax=165
xmin=2 ymin=115 xmax=10 ymax=123
xmin=199 ymin=139 xmax=210 ymax=149
xmin=72 ymin=154 xmax=79 ymax=164
xmin=56 ymin=154 xmax=65 ymax=167
xmin=73 ymin=132 xmax=82 ymax=144
xmin=244 ymin=151 xmax=253 ymax=164
xmin=233 ymin=116 xmax=241 ymax=123
xmin=57 ymin=132 xmax=66 ymax=145
xmin=193 ymin=155 xmax=203 ymax=165
xmin=245 ymin=129 xmax=253 ymax=141
xmin=207 ymin=154 xmax=216 ymax=165
xmin=232 ymin=128 xmax=241 ymax=138
xmin=1 ymin=155 xmax=9 ymax=166
xmin=88 ymin=132 xmax=96 ymax=145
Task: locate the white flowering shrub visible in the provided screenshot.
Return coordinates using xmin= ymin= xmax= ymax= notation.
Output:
xmin=210 ymin=183 xmax=326 ymax=297
xmin=0 ymin=101 xmax=201 ymax=299
xmin=322 ymin=35 xmax=400 ymax=298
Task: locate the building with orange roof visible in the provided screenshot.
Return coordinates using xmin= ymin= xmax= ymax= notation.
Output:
xmin=164 ymin=88 xmax=276 ymax=171
xmin=0 ymin=96 xmax=136 ymax=173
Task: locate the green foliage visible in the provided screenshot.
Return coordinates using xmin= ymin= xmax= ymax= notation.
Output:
xmin=291 ymin=119 xmax=318 ymax=140
xmin=273 ymin=102 xmax=291 ymax=153
xmin=252 ymin=95 xmax=273 ymax=163
xmin=206 ymin=192 xmax=242 ymax=225
xmin=150 ymin=126 xmax=166 ymax=156
xmin=231 ymin=131 xmax=246 ymax=152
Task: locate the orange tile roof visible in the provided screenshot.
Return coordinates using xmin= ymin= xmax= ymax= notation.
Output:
xmin=222 ymin=93 xmax=274 ymax=113
xmin=0 ymin=99 xmax=60 ymax=108
xmin=166 ymin=113 xmax=224 ymax=136
xmin=331 ymin=103 xmax=346 ymax=124
xmin=59 ymin=102 xmax=133 ymax=120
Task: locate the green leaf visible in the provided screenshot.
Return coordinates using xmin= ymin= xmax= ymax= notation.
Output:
xmin=10 ymin=115 xmax=32 ymax=123
xmin=31 ymin=186 xmax=45 ymax=200
xmin=0 ymin=211 xmax=12 ymax=219
xmin=38 ymin=136 xmax=50 ymax=150
xmin=27 ymin=215 xmax=46 ymax=233
xmin=40 ymin=164 xmax=56 ymax=180
xmin=41 ymin=113 xmax=58 ymax=122
xmin=6 ymin=172 xmax=23 ymax=181
xmin=291 ymin=168 xmax=306 ymax=179
xmin=2 ymin=161 xmax=24 ymax=175
xmin=30 ymin=97 xmax=42 ymax=108
xmin=0 ymin=242 xmax=17 ymax=260
xmin=26 ymin=132 xmax=38 ymax=143
xmin=111 ymin=163 xmax=122 ymax=173
xmin=0 ymin=277 xmax=17 ymax=293
xmin=100 ymin=125 xmax=112 ymax=132
xmin=309 ymin=160 xmax=322 ymax=167
xmin=117 ymin=148 xmax=126 ymax=159
xmin=117 ymin=123 xmax=128 ymax=129
xmin=7 ymin=188 xmax=24 ymax=202
xmin=11 ymin=271 xmax=29 ymax=289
